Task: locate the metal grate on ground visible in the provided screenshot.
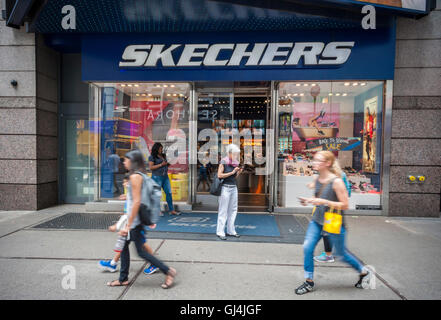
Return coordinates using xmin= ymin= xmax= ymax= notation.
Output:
xmin=31 ymin=212 xmax=121 ymax=230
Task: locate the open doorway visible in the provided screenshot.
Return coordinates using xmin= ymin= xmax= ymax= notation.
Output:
xmin=194 ymin=81 xmax=271 ymax=212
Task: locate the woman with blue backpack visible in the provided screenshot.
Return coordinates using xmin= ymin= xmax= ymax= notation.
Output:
xmin=107 ymin=149 xmax=177 ymax=289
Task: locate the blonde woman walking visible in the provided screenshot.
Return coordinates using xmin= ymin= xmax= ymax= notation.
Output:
xmin=295 ymin=151 xmax=371 ymax=295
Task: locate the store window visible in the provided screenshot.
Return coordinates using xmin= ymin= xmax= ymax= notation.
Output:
xmin=63 ymin=119 xmax=95 ymax=203
xmin=91 ymin=83 xmax=191 ymax=202
xmin=277 ymin=81 xmax=384 ymax=210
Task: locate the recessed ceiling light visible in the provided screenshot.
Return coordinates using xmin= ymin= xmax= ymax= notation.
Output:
xmin=128 ymin=84 xmax=132 ymax=87
xmin=155 ymin=85 xmax=161 ymax=88
xmin=329 ymin=93 xmax=333 ymax=96
xmin=296 ymin=84 xmax=301 ymax=87
xmin=300 ymin=93 xmax=304 ymax=96
xmin=336 ymin=93 xmax=341 ymax=96
xmin=163 ymin=85 xmax=168 ymax=87
xmin=311 ymin=84 xmax=316 ymax=86
xmin=134 ymin=84 xmax=139 ymax=87
xmin=148 ymin=94 xmax=152 ymax=96
xmin=121 ymin=84 xmax=126 ymax=87
xmin=342 ymin=93 xmax=347 ymax=96
xmin=352 ymin=82 xmax=359 ymax=86
xmin=135 ymin=93 xmax=140 ymax=96
xmin=303 ymin=84 xmax=309 ymax=86
xmin=170 ymin=85 xmax=175 ymax=88
xmin=361 ymin=83 xmax=366 ymax=86
xmin=344 ymin=82 xmax=350 ymax=86
xmin=167 ymin=94 xmax=171 ymax=96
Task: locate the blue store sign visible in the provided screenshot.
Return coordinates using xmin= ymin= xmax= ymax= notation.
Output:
xmin=82 ymin=27 xmax=395 ymax=81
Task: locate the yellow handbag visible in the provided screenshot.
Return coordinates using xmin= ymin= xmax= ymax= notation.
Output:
xmin=323 ymin=207 xmax=343 ymax=234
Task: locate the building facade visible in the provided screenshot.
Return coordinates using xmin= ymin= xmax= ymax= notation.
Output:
xmin=0 ymin=0 xmax=440 ymax=217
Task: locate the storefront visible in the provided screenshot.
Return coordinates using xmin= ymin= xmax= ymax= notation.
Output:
xmin=2 ymin=0 xmax=438 ymax=215
xmin=48 ymin=15 xmax=392 ymax=215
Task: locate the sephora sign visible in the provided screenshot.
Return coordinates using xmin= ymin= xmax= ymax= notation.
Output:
xmin=119 ymin=42 xmax=355 ymax=68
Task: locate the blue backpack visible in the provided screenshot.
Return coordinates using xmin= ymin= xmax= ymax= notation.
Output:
xmin=341 ymin=172 xmax=352 ymax=197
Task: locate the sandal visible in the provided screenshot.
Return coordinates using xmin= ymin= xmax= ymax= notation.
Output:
xmin=107 ymin=279 xmax=129 ymax=287
xmin=161 ymin=268 xmax=177 ymax=289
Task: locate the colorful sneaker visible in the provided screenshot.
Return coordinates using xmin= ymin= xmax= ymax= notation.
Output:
xmin=99 ymin=260 xmax=118 ymax=272
xmin=314 ymin=252 xmax=335 ymax=263
xmin=143 ymin=265 xmax=159 ymax=275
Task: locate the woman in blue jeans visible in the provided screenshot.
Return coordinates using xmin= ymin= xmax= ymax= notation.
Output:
xmin=296 ymin=151 xmax=371 ymax=295
xmin=148 ymin=142 xmax=180 ymax=216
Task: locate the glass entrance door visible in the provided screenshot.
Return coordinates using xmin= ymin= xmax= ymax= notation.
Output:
xmin=194 ymin=88 xmax=234 ymax=210
xmin=193 ymin=82 xmax=271 ymax=212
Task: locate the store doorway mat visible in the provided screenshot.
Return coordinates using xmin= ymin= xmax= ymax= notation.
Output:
xmin=30 ymin=212 xmax=307 ymax=244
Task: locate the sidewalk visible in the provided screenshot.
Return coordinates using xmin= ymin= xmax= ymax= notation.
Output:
xmin=0 ymin=205 xmax=440 ymax=300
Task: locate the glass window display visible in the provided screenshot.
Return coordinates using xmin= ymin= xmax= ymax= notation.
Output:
xmin=91 ymin=82 xmax=191 ymax=202
xmin=277 ymin=81 xmax=384 ymax=210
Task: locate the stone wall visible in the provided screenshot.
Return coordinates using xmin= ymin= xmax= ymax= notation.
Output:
xmin=391 ymin=3 xmax=441 ymax=217
xmin=0 ymin=3 xmax=59 ymax=210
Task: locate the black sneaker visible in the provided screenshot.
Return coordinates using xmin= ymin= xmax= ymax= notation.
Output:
xmin=355 ymin=271 xmax=371 ymax=289
xmin=227 ymin=233 xmax=240 ymax=238
xmin=295 ymin=281 xmax=314 ymax=295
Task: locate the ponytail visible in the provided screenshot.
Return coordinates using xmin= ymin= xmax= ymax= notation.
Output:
xmin=330 ymin=159 xmax=342 ymax=178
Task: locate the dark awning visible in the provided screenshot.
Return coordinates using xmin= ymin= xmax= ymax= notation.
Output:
xmin=3 ymin=0 xmax=434 ymax=34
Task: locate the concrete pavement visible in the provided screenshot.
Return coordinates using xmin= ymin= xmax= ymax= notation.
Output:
xmin=0 ymin=205 xmax=440 ymax=300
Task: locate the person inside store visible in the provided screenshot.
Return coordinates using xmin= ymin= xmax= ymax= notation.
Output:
xmin=295 ymin=151 xmax=371 ymax=295
xmin=148 ymin=142 xmax=181 ymax=216
xmin=216 ymin=144 xmax=243 ymax=240
xmin=197 ymin=152 xmax=212 ymax=192
xmin=105 ymin=146 xmax=122 ymax=197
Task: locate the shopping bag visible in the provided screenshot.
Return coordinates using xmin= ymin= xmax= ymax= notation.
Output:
xmin=323 ymin=208 xmax=343 ymax=234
